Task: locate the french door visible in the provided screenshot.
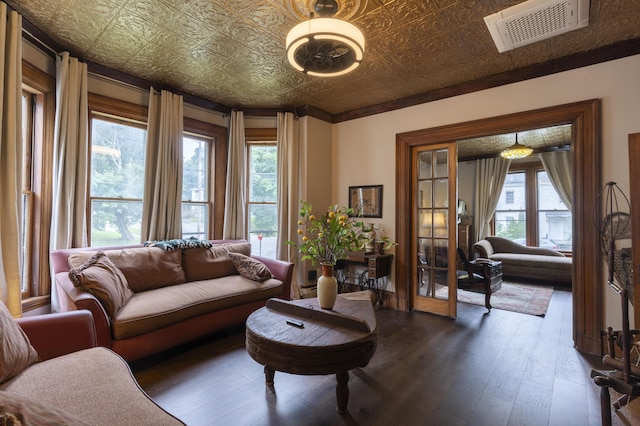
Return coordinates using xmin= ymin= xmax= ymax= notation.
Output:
xmin=411 ymin=142 xmax=457 ymax=317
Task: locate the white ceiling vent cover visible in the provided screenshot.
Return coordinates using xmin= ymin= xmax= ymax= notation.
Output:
xmin=484 ymin=0 xmax=590 ymax=53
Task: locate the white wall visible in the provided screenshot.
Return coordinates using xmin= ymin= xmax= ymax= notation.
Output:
xmin=333 ymin=54 xmax=640 ymax=329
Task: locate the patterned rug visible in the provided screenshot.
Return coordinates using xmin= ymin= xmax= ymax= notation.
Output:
xmin=438 ymin=281 xmax=554 ymax=316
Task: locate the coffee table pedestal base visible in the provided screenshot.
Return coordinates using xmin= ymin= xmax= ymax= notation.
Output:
xmin=264 ymin=366 xmax=351 ymax=414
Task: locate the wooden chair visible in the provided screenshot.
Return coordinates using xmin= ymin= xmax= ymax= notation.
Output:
xmin=456 ymin=248 xmax=494 ymax=311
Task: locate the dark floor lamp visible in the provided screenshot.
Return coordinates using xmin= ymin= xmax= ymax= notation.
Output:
xmin=591 ymin=182 xmax=638 ymax=426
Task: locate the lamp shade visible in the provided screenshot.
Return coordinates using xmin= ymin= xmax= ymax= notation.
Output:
xmin=286 ymin=17 xmax=365 ymax=77
xmin=500 ymin=134 xmax=533 ymax=159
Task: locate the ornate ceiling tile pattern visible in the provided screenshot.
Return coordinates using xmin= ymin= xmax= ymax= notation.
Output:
xmin=10 ymin=0 xmax=640 ymax=115
xmin=457 ymin=125 xmax=572 ymax=159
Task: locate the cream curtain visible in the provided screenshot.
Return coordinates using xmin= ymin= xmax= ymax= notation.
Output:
xmin=276 ymin=113 xmax=299 ymax=279
xmin=539 ymin=150 xmax=573 ymax=211
xmin=50 ymin=52 xmax=89 ymax=312
xmin=223 ymin=110 xmax=246 ymax=239
xmin=0 ymin=4 xmax=23 ymax=316
xmin=474 ymin=156 xmax=511 ymax=241
xmin=141 ymin=88 xmax=184 ymax=241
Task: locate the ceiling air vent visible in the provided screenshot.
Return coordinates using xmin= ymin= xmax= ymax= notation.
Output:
xmin=484 ymin=0 xmax=590 ymax=53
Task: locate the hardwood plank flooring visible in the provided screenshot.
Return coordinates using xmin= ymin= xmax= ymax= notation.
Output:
xmin=131 ymin=287 xmax=638 ymax=425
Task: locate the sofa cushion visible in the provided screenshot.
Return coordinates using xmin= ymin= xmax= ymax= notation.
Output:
xmin=0 ymin=303 xmax=38 ymax=385
xmin=228 ymin=252 xmax=273 ymax=282
xmin=112 ymin=275 xmax=283 ymax=339
xmin=182 ymin=241 xmax=252 ymax=282
xmin=70 ymin=248 xmax=186 ymax=293
xmin=0 ymin=347 xmax=184 ymax=425
xmin=0 ymin=390 xmax=89 ymax=425
xmin=488 ymin=253 xmax=572 ymax=282
xmin=68 ymin=251 xmax=133 ymax=318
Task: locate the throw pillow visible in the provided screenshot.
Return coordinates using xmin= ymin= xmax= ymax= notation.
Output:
xmin=0 ymin=302 xmax=39 ymax=385
xmin=228 ymin=252 xmax=273 ymax=282
xmin=0 ymin=390 xmax=89 ymax=425
xmin=68 ymin=251 xmax=133 ymax=318
xmin=182 ymin=241 xmax=252 ymax=282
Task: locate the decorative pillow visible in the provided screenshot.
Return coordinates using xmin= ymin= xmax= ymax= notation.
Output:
xmin=182 ymin=241 xmax=252 ymax=281
xmin=0 ymin=302 xmax=38 ymax=385
xmin=69 ymin=248 xmax=186 ymax=293
xmin=228 ymin=252 xmax=273 ymax=282
xmin=68 ymin=251 xmax=133 ymax=318
xmin=0 ymin=390 xmax=89 ymax=425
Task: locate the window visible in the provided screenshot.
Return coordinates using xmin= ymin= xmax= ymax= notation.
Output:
xmin=182 ymin=135 xmax=209 ymax=239
xmin=88 ymin=95 xmax=227 ymax=245
xmin=21 ymin=90 xmax=35 ymax=296
xmin=247 ymin=142 xmax=278 ymax=258
xmin=537 ymin=170 xmax=571 ymax=250
xmin=506 ymin=191 xmax=514 ymax=204
xmin=494 ymin=172 xmax=526 ymax=241
xmin=89 ymin=115 xmax=147 ymax=246
xmin=21 ymin=62 xmax=55 ymax=306
xmin=494 ymin=162 xmax=572 ymax=252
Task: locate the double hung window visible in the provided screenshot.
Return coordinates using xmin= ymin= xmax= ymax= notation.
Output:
xmin=494 ymin=162 xmax=572 ymax=251
xmin=246 ymin=142 xmax=278 ymax=258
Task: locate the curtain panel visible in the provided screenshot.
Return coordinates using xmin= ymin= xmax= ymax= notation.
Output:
xmin=50 ymin=52 xmax=89 ymax=312
xmin=141 ymin=88 xmax=184 ymax=241
xmin=0 ymin=3 xmax=23 ymax=315
xmin=223 ymin=110 xmax=246 ymax=239
xmin=539 ymin=150 xmax=573 ymax=211
xmin=276 ymin=112 xmax=299 ymax=297
xmin=474 ymin=157 xmax=511 ymax=241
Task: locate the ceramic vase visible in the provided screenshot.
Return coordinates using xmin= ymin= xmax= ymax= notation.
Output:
xmin=317 ymin=263 xmax=337 ymax=309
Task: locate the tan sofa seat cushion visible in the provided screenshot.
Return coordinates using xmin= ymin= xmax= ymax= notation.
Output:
xmin=182 ymin=241 xmax=251 ymax=281
xmin=69 ymin=247 xmax=186 ymax=292
xmin=0 ymin=347 xmax=183 ymax=426
xmin=112 ymin=275 xmax=283 ymax=339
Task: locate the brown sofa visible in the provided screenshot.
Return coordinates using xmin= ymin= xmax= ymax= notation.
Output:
xmin=473 ymin=236 xmax=572 ymax=284
xmin=0 ymin=308 xmax=183 ymax=425
xmin=50 ymin=239 xmax=294 ymax=362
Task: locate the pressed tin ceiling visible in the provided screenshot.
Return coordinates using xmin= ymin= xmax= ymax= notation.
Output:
xmin=7 ymin=0 xmax=640 ymax=123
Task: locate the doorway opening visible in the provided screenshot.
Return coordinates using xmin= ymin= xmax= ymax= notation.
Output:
xmin=395 ymin=99 xmax=601 ymax=354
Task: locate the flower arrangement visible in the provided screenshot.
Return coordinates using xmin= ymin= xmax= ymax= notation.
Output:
xmin=289 ymin=201 xmax=367 ymax=266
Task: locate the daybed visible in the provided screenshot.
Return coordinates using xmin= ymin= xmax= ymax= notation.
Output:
xmin=473 ymin=236 xmax=572 ymax=284
xmin=50 ymin=239 xmax=294 ymax=362
xmin=0 ymin=305 xmax=183 ymax=425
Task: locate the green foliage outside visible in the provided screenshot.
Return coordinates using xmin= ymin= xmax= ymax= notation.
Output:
xmin=91 ymin=119 xmax=146 ymax=242
xmin=495 ymin=212 xmax=526 ymax=240
xmin=249 ymin=146 xmax=277 ymax=238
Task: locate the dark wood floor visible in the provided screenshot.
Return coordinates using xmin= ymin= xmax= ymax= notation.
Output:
xmin=131 ymin=287 xmax=635 ymax=425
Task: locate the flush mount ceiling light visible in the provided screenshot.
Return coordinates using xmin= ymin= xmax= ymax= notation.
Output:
xmin=286 ymin=0 xmax=365 ymax=77
xmin=501 ymin=133 xmax=533 ymax=159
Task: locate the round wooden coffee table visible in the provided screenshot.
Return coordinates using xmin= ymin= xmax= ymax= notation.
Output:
xmin=245 ymin=295 xmax=378 ymax=414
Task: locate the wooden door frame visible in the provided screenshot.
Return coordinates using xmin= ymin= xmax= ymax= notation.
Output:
xmin=395 ymin=99 xmax=601 ymax=355
xmin=629 ymin=133 xmax=640 ymax=329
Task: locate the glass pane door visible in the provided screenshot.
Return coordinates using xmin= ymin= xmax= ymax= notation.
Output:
xmin=412 ymin=144 xmax=457 ymax=317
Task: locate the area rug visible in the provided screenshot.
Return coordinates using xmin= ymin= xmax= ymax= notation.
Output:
xmin=437 ymin=282 xmax=554 ymax=317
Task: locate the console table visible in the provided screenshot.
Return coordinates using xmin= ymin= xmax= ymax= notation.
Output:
xmin=335 ymin=252 xmax=393 ymax=305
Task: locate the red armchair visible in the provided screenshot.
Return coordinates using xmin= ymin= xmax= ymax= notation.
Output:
xmin=16 ymin=310 xmax=96 ymax=361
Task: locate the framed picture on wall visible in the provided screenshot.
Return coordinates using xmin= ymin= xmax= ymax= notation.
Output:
xmin=349 ymin=185 xmax=383 ymax=218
